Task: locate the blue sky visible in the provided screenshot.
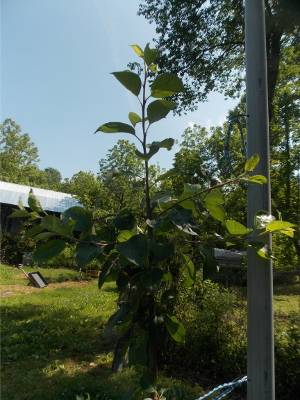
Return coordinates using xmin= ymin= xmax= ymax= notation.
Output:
xmin=1 ymin=0 xmax=238 ymax=180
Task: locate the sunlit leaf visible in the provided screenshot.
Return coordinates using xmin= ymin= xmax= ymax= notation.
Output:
xmin=95 ymin=122 xmax=135 ymax=135
xmin=18 ymin=196 xmax=25 ymax=210
xmin=207 ymin=204 xmax=226 ymax=222
xmin=225 ymin=220 xmax=252 ymax=234
xmin=147 ymin=100 xmax=177 ymax=124
xmin=111 ymin=71 xmax=141 ymax=96
xmin=128 ymin=112 xmax=142 ymax=127
xmin=9 ymin=209 xmax=30 ymax=218
xmin=144 ymin=43 xmax=158 ymax=65
xmin=130 ymin=44 xmax=144 ymax=57
xmin=203 ymin=189 xmax=224 ymax=206
xmin=249 ymin=241 xmax=275 ymax=259
xmin=248 ymin=175 xmax=267 ymax=184
xmin=28 ymin=189 xmax=44 ymax=214
xmin=265 ymin=220 xmax=296 ymax=232
xmin=245 ymin=154 xmax=260 ymax=172
xmin=151 ymin=72 xmax=185 ymax=98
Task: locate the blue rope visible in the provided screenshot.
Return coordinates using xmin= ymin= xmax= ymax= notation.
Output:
xmin=195 ymin=375 xmax=247 ymax=400
xmin=222 ymin=118 xmax=247 ymax=188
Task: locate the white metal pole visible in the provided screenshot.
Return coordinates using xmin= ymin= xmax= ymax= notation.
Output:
xmin=245 ymin=0 xmax=275 ymax=399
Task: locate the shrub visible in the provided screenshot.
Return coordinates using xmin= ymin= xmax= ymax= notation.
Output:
xmin=275 ymin=314 xmax=300 ymax=400
xmin=171 ymin=276 xmax=247 ymax=380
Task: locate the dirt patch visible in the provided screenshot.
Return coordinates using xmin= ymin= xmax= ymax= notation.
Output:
xmin=0 ymin=281 xmax=93 ymax=298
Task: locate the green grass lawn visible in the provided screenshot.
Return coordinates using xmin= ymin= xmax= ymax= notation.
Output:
xmin=0 ymin=264 xmax=200 ymax=400
xmin=1 ymin=263 xmax=299 ymax=400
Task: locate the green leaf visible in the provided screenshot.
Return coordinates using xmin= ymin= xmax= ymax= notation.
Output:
xmin=248 ymin=175 xmax=267 ymax=184
xmin=130 ymin=44 xmax=144 ymax=57
xmin=249 ymin=242 xmax=275 ymax=259
xmin=139 ymin=369 xmax=156 ymax=392
xmin=128 ymin=112 xmax=142 ymax=127
xmin=155 ymin=169 xmax=178 ymax=182
xmin=199 ymin=246 xmax=219 ymax=280
xmin=140 ymin=267 xmax=164 ymax=294
xmin=149 ymin=241 xmax=174 ymax=263
xmin=151 ymin=72 xmax=185 ymax=98
xmin=225 ymin=220 xmax=252 ymax=235
xmin=9 ymin=209 xmax=31 ymax=218
xmin=76 ymin=240 xmax=105 ymax=267
xmin=41 ymin=215 xmax=63 ymax=233
xmin=111 ymin=71 xmax=141 ymax=96
xmin=28 ymin=189 xmax=45 ymax=213
xmin=151 ymin=193 xmax=173 ymax=207
xmin=183 ymin=183 xmax=202 ymax=193
xmin=128 ymin=335 xmax=148 ymax=366
xmin=102 ymin=168 xmax=134 ymax=182
xmin=254 ymin=211 xmax=276 ymax=229
xmin=119 ymin=314 xmax=134 ymax=336
xmin=34 ymin=232 xmax=56 ymax=241
xmin=161 ymin=289 xmax=176 ymax=305
xmin=144 ymin=43 xmax=158 ymax=65
xmin=118 ymin=234 xmax=149 ymax=268
xmin=113 ymin=214 xmax=136 ymax=231
xmin=169 ymin=209 xmax=200 ymax=235
xmin=164 ymin=315 xmax=186 ymax=343
xmin=149 ymin=64 xmax=158 ymax=73
xmin=135 ymin=147 xmax=159 ymax=161
xmin=245 ymin=154 xmax=260 ymax=172
xmin=181 ymin=253 xmax=195 ymax=287
xmin=61 ymin=207 xmax=92 ymax=232
xmin=203 ymin=189 xmax=224 ymax=206
xmin=95 ymin=122 xmax=135 ymax=135
xmin=18 ymin=196 xmax=25 ymax=210
xmin=22 ymin=224 xmax=44 ymax=240
xmin=33 ymin=239 xmax=66 ymax=262
xmin=153 ymin=138 xmax=175 ymax=151
xmin=147 ymin=100 xmax=177 ymax=124
xmin=265 ymin=220 xmax=296 ymax=232
xmin=206 ymin=204 xmax=226 ymax=222
xmin=98 ymin=252 xmax=119 ymax=289
xmin=103 ymin=303 xmax=131 ymax=336
xmin=178 ymin=192 xmax=195 ymax=211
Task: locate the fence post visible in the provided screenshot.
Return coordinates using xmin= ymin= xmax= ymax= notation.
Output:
xmin=245 ymin=0 xmax=275 ymax=399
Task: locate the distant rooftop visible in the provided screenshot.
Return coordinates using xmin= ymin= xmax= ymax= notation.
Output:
xmin=0 ymin=181 xmax=81 ymax=213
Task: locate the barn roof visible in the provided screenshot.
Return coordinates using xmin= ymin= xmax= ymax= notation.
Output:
xmin=0 ymin=181 xmax=81 ymax=213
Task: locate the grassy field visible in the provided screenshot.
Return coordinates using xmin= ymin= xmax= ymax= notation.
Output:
xmin=1 ymin=264 xmax=299 ymax=400
xmin=0 ymin=265 xmax=200 ymax=400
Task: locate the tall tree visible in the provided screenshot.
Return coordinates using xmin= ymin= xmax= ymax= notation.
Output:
xmin=0 ymin=118 xmax=41 ymax=185
xmin=99 ymin=140 xmax=147 ymax=213
xmin=62 ymin=171 xmax=105 ymax=211
xmin=138 ymin=0 xmax=300 ymax=118
xmin=43 ymin=167 xmax=62 ymax=191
